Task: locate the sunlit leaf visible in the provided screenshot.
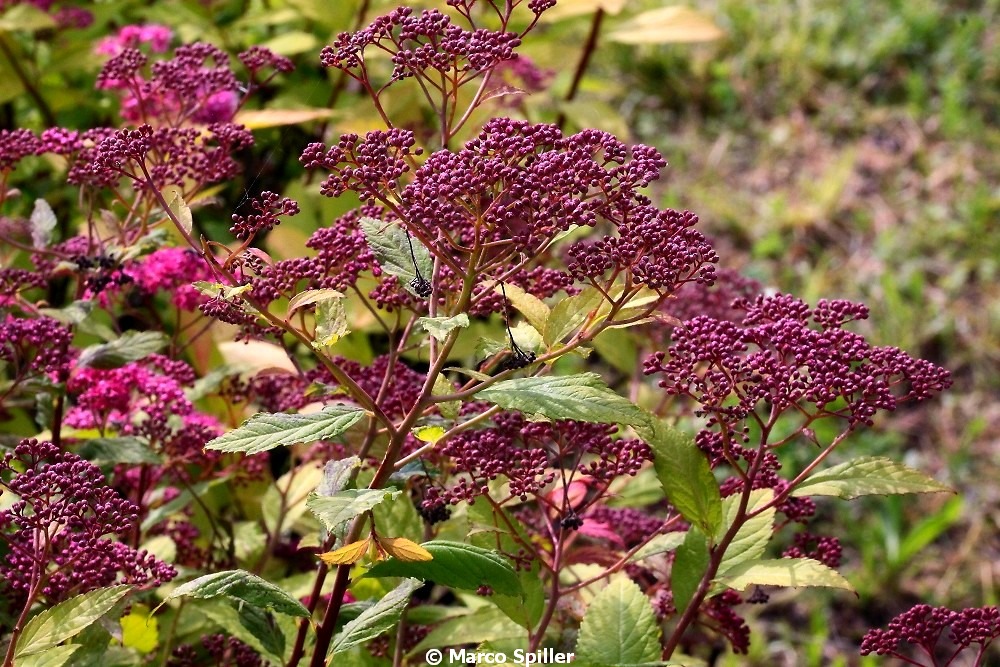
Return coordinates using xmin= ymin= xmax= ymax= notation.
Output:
xmin=162 ymin=570 xmax=309 ymax=617
xmin=320 ymin=538 xmax=372 ymax=566
xmin=496 ymin=283 xmax=550 ymax=334
xmin=205 ymin=404 xmax=366 ymax=455
xmin=287 ymin=288 xmax=345 ymax=316
xmin=162 ymin=185 xmax=193 ymax=235
xmin=607 ymin=6 xmax=725 ymax=44
xmin=235 ymin=108 xmax=333 ymax=129
xmin=15 ymin=586 xmax=131 ymax=658
xmin=792 ymin=456 xmax=954 ymax=500
xmin=307 ymin=488 xmax=400 ymax=531
xmin=417 ymin=314 xmax=470 ymax=342
xmin=714 ymin=558 xmax=855 ymax=592
xmin=376 ymin=536 xmax=434 ymax=562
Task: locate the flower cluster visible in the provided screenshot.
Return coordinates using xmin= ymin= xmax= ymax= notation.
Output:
xmin=230 ymin=191 xmax=301 ymax=240
xmin=644 ymin=294 xmax=951 ymax=427
xmin=95 ymin=23 xmax=172 ymax=56
xmin=0 ymin=314 xmax=73 ymax=381
xmin=861 ymin=604 xmax=1000 ymax=663
xmin=782 ymin=531 xmax=842 ymax=568
xmin=97 ymin=42 xmax=242 ymax=124
xmin=321 ymin=7 xmax=523 ymax=84
xmin=0 ymin=439 xmax=175 ymax=603
xmin=125 ymin=247 xmax=213 ymax=310
xmin=427 ymin=416 xmax=652 ymax=509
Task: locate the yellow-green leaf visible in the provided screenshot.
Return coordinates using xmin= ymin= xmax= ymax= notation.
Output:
xmin=413 ymin=425 xmax=446 ymax=443
xmin=314 ymin=297 xmax=350 ymax=348
xmin=162 ymin=185 xmax=193 ymax=235
xmin=287 ymin=288 xmax=345 ymax=317
xmin=235 ymin=108 xmax=333 ymax=130
xmin=792 ymin=456 xmax=954 ymax=500
xmin=607 ymin=6 xmax=724 ymax=44
xmin=714 ymin=558 xmax=855 ymax=593
xmin=495 ymin=283 xmax=550 ymax=334
xmin=120 ymin=605 xmax=158 ymax=653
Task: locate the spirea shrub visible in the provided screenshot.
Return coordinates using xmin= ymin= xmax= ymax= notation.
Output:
xmin=0 ymin=1 xmax=984 ymax=666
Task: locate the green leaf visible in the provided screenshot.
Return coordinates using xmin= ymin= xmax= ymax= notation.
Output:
xmin=287 ymin=288 xmax=345 ymax=316
xmin=236 ymin=603 xmax=286 ymax=660
xmin=317 ymin=456 xmax=361 ymax=496
xmin=163 ymin=185 xmax=193 ymax=235
xmin=162 ymin=570 xmax=309 ymax=617
xmin=715 ymin=489 xmax=775 ymax=575
xmin=792 ymin=456 xmax=954 ymax=500
xmin=409 ymin=606 xmax=523 ymax=656
xmin=543 ymin=287 xmax=603 ymax=346
xmin=496 ymin=283 xmax=550 ymax=334
xmin=491 ymin=564 xmax=545 ymax=629
xmin=204 ymin=404 xmax=366 ymax=455
xmin=360 ymin=217 xmax=433 ymax=297
xmin=714 ymin=558 xmax=855 ymax=592
xmin=364 ymin=540 xmax=521 ymax=596
xmin=306 ymin=489 xmax=400 ymax=531
xmin=417 ymin=314 xmax=470 ymax=342
xmin=15 ymin=646 xmax=80 ymax=667
xmin=576 ymin=578 xmax=661 ymax=666
xmin=314 ymin=296 xmax=350 ymax=348
xmin=477 ymin=373 xmax=649 ymax=427
xmin=77 ymin=331 xmax=168 ymax=370
xmin=330 ymin=579 xmax=422 ymax=655
xmin=77 ymin=437 xmax=162 ymax=465
xmin=431 ymin=374 xmax=461 ymax=420
xmin=672 ymin=528 xmax=709 ymax=615
xmin=645 ymin=419 xmax=723 ymax=535
xmin=0 ymin=4 xmax=57 ymax=31
xmin=629 ymin=532 xmax=687 ymax=562
xmin=30 ymin=199 xmax=57 ymax=249
xmin=120 ymin=605 xmax=158 ymax=653
xmin=15 ymin=585 xmax=131 ymax=658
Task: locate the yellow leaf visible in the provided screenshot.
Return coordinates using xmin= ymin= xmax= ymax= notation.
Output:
xmin=607 ymin=6 xmax=724 ymax=44
xmin=319 ymin=538 xmax=371 ymax=566
xmin=543 ymin=0 xmax=628 ymax=21
xmin=413 ymin=425 xmax=446 ymax=443
xmin=121 ymin=605 xmax=159 ymax=653
xmin=376 ymin=536 xmax=434 ymax=562
xmin=235 ymin=108 xmax=333 ymax=130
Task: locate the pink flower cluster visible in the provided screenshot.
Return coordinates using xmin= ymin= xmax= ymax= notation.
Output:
xmin=95 ymin=23 xmax=173 ymax=56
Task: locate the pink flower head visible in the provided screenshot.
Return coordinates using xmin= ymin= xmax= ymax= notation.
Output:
xmin=95 ymin=23 xmax=173 ymax=56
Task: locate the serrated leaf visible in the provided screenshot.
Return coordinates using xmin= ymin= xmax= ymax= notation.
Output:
xmin=477 ymin=373 xmax=648 ymax=427
xmin=317 ymin=456 xmax=361 ymax=496
xmin=364 ymin=540 xmax=521 ymax=596
xmin=15 ymin=585 xmax=131 ymax=658
xmin=432 ymin=374 xmax=460 ymax=420
xmin=30 ymin=199 xmax=57 ymax=249
xmin=320 ymin=538 xmax=372 ymax=566
xmin=496 ymin=283 xmax=550 ymax=333
xmin=314 ymin=297 xmax=350 ymax=347
xmin=417 ymin=314 xmax=470 ymax=342
xmin=162 ymin=570 xmax=309 ymax=617
xmin=792 ymin=456 xmax=954 ymax=500
xmin=629 ymin=532 xmax=687 ymax=562
xmin=15 ymin=645 xmax=80 ymax=667
xmin=409 ymin=606 xmax=522 ymax=656
xmin=195 ymin=598 xmax=284 ymax=664
xmin=543 ymin=287 xmax=603 ymax=346
xmin=205 ymin=404 xmax=366 ymax=455
xmin=716 ymin=489 xmax=775 ymax=575
xmin=360 ymin=217 xmax=433 ymax=297
xmin=576 ymin=578 xmax=661 ymax=666
xmin=163 ymin=185 xmax=193 ymax=235
xmin=307 ymin=489 xmax=400 ymax=531
xmin=645 ymin=418 xmax=722 ymax=536
xmin=376 ymin=536 xmax=433 ymax=562
xmin=607 ymin=6 xmax=724 ymax=44
xmin=77 ymin=437 xmax=162 ymax=465
xmin=287 ymin=288 xmax=345 ymax=316
xmin=235 ymin=602 xmax=285 ymax=659
xmin=330 ymin=579 xmax=422 ymax=655
xmin=714 ymin=558 xmax=854 ymax=592
xmin=672 ymin=528 xmax=709 ymax=615
xmin=77 ymin=331 xmax=168 ymax=370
